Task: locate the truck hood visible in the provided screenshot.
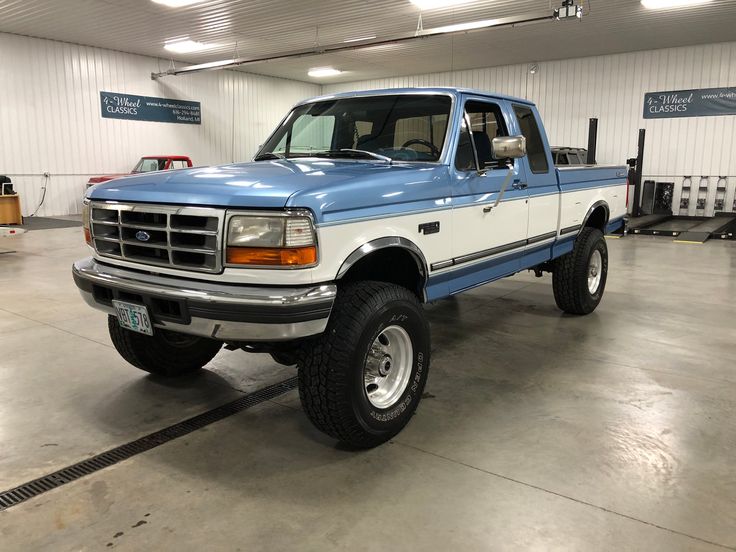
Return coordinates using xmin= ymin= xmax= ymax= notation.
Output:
xmin=86 ymin=159 xmax=450 ymax=221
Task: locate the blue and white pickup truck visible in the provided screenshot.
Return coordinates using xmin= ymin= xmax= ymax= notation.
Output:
xmin=74 ymin=88 xmax=627 ymax=447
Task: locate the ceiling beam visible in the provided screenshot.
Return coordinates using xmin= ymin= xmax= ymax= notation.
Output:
xmin=151 ymin=5 xmax=582 ymax=79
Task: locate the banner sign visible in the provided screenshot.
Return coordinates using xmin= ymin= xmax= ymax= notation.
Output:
xmin=100 ymin=91 xmax=201 ymax=124
xmin=644 ymin=87 xmax=736 ymax=119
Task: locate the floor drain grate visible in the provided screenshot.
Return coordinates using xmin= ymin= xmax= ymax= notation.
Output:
xmin=0 ymin=376 xmax=297 ymax=512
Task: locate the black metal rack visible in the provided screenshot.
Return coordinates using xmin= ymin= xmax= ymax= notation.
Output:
xmin=629 ymin=211 xmax=736 ymax=242
xmin=626 ymin=137 xmax=736 ymax=243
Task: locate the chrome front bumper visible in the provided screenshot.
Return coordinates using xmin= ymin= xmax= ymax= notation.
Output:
xmin=72 ymin=257 xmax=336 ymax=341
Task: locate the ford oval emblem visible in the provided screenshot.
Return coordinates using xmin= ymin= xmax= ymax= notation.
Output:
xmin=135 ymin=231 xmax=151 ymax=242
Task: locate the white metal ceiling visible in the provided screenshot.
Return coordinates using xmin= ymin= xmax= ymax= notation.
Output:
xmin=1 ymin=0 xmax=735 ymax=83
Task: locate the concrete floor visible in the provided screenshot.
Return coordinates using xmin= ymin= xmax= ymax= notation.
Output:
xmin=1 ymin=227 xmax=735 ymax=551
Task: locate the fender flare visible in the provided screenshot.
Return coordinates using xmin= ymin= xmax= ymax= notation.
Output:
xmin=335 ymin=236 xmax=429 ymax=282
xmin=580 ymin=200 xmax=610 ymax=232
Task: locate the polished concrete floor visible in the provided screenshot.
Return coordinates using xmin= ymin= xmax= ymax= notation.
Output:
xmin=1 ymin=227 xmax=735 ymax=551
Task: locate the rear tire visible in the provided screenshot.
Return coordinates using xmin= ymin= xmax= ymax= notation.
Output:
xmin=108 ymin=315 xmax=222 ymax=377
xmin=552 ymin=227 xmax=608 ymax=315
xmin=298 ymin=281 xmax=430 ymax=448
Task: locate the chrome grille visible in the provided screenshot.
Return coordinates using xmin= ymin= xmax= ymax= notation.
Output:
xmin=89 ymin=202 xmax=224 ymax=273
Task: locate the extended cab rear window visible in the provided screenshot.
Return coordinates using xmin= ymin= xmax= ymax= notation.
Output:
xmin=513 ymin=105 xmax=549 ymax=174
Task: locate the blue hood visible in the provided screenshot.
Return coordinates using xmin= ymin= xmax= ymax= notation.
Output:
xmin=87 ymin=160 xmax=451 ymax=224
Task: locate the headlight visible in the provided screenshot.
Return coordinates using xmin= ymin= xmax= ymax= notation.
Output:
xmin=82 ymin=200 xmax=92 ymax=246
xmin=226 ymin=213 xmax=317 ymax=267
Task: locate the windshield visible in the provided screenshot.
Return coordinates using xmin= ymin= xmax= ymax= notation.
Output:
xmin=256 ymin=94 xmax=452 ymax=162
xmin=132 ymin=158 xmax=167 ymax=173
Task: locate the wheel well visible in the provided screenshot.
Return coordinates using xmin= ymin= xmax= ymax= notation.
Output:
xmin=584 ymin=205 xmax=608 ymax=231
xmin=338 ymin=248 xmax=425 ymax=300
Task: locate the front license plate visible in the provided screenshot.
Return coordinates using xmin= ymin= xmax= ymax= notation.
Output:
xmin=112 ymin=300 xmax=153 ymax=336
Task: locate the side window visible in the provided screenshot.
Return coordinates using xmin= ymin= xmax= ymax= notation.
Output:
xmin=557 ymin=153 xmax=569 ymax=165
xmin=454 ymin=100 xmax=507 ymax=171
xmin=513 ymin=105 xmax=549 ymax=174
xmin=454 ymin=117 xmax=476 ymax=171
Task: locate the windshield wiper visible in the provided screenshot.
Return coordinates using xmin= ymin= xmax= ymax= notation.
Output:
xmin=316 ymin=149 xmax=392 ymax=164
xmin=254 ymin=151 xmax=288 ymax=161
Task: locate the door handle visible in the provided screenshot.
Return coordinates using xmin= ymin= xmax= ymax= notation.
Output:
xmin=512 ymin=182 xmax=528 ymax=190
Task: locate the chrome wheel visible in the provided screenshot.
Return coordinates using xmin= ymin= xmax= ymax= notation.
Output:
xmin=588 ymin=249 xmax=602 ymax=294
xmin=364 ymin=325 xmax=413 ymax=409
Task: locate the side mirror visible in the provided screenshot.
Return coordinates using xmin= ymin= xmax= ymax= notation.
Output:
xmin=492 ymin=136 xmax=527 ymax=160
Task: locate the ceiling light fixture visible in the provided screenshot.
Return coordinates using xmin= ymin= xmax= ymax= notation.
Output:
xmin=641 ymin=0 xmax=712 ymax=8
xmin=151 ymin=0 xmax=205 ymax=7
xmin=343 ymin=35 xmax=378 ymax=43
xmin=152 ymin=5 xmax=584 ymax=79
xmin=410 ymin=0 xmax=474 ymax=9
xmin=164 ymin=38 xmax=215 ymax=53
xmin=307 ymin=67 xmax=343 ymax=78
xmin=421 ymin=18 xmax=500 ymax=34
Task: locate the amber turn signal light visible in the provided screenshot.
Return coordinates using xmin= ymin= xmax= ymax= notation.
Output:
xmin=226 ymin=246 xmax=317 ymax=266
xmin=84 ymin=227 xmax=92 ymax=245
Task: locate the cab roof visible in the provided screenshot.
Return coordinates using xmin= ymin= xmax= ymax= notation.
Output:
xmin=140 ymin=155 xmax=191 ymax=160
xmin=298 ymin=87 xmax=536 ymax=107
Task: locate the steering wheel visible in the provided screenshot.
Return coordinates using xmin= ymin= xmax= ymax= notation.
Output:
xmin=401 ymin=139 xmax=440 ymax=158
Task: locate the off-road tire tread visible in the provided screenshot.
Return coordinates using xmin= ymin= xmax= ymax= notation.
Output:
xmin=298 ymin=281 xmax=425 ymax=448
xmin=552 ymin=226 xmax=606 ymax=315
xmin=108 ymin=315 xmax=222 ymax=376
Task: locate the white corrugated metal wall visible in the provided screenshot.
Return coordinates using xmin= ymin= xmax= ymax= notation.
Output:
xmin=3 ymin=33 xmax=736 ymax=217
xmin=0 ymin=32 xmax=320 ymax=217
xmin=324 ymin=41 xmax=736 ymax=215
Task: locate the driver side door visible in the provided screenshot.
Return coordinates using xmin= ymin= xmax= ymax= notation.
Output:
xmin=448 ymin=98 xmax=529 ymax=293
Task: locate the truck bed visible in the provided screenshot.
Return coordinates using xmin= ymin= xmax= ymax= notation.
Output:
xmin=555 ymin=164 xmax=629 ymax=245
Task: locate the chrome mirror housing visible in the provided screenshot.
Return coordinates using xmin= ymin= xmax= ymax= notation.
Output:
xmin=492 ymin=135 xmax=527 ymax=159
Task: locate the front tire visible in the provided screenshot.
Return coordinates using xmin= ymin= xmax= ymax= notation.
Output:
xmin=298 ymin=281 xmax=431 ymax=448
xmin=108 ymin=315 xmax=222 ymax=377
xmin=552 ymin=227 xmax=608 ymax=315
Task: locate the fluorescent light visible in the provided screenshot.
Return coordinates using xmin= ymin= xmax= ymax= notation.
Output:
xmin=641 ymin=0 xmax=712 ymax=8
xmin=164 ymin=39 xmax=215 ymax=53
xmin=422 ymin=18 xmax=500 ymax=34
xmin=410 ymin=0 xmax=475 ymax=9
xmin=152 ymin=0 xmax=204 ymax=7
xmin=343 ymin=35 xmax=377 ymax=43
xmin=307 ymin=67 xmax=343 ymax=78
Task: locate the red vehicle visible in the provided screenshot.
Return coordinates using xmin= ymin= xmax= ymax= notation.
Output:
xmin=86 ymin=156 xmax=193 ymax=187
